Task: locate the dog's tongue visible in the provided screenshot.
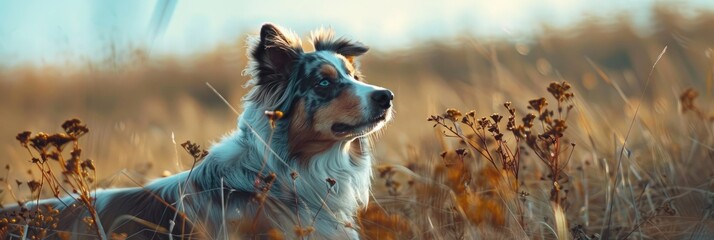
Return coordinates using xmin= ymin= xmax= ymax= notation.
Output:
xmin=331 ymin=123 xmax=352 ymax=133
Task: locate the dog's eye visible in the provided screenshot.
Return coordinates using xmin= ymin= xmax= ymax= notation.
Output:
xmin=317 ymin=79 xmax=331 ymax=87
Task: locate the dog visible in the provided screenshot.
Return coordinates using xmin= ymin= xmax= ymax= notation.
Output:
xmin=0 ymin=23 xmax=393 ymax=239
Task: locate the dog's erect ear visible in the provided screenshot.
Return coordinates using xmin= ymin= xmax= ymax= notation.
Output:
xmin=245 ymin=23 xmax=303 ymax=109
xmin=249 ymin=23 xmax=303 ymax=82
xmin=311 ymin=28 xmax=369 ymax=64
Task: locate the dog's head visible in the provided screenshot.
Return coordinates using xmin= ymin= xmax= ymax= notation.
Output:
xmin=244 ymin=23 xmax=393 ymax=159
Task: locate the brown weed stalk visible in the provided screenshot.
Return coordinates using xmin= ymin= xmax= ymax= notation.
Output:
xmin=427 ymin=81 xmax=576 ymax=227
xmin=12 ymin=119 xmax=108 ymax=239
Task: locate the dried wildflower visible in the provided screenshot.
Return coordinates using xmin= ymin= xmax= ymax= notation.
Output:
xmin=263 ymin=172 xmax=277 ymax=184
xmin=552 ymin=119 xmax=567 ymax=136
xmin=29 ymin=132 xmax=50 ymax=153
xmin=326 ymin=178 xmax=337 ymax=187
xmin=461 ymin=116 xmax=471 ymax=124
xmin=443 ymin=108 xmax=462 ymax=121
xmin=490 ymin=114 xmax=503 ymax=123
xmin=27 ymin=180 xmax=41 ymax=193
xmin=506 ymin=116 xmax=516 ymax=131
xmin=427 ymin=115 xmax=443 ymax=122
xmin=466 ymin=110 xmax=476 ymax=118
xmin=547 ymin=81 xmax=574 ymax=102
xmin=528 ymin=98 xmax=548 ymax=112
xmin=180 ymin=141 xmax=209 ymax=161
xmin=61 ymin=118 xmax=89 ymax=138
xmin=70 ymin=148 xmax=82 ymax=161
xmin=16 ymin=131 xmax=32 ymax=148
xmin=10 ymin=119 xmax=108 ymax=239
xmin=265 ymin=110 xmax=284 ymax=128
xmin=64 ymin=158 xmax=81 ymax=175
xmin=522 ymin=113 xmax=536 ymax=128
xmin=81 ymin=159 xmax=96 ymax=171
xmin=47 ymin=133 xmax=73 ymax=151
xmin=494 ymin=132 xmax=504 ymax=141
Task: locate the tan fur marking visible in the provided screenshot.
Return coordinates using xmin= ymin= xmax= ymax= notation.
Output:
xmin=320 ymin=64 xmax=338 ymax=80
xmin=289 ymin=100 xmax=334 ymax=163
xmin=313 ymin=88 xmax=363 ymax=133
xmin=337 ymin=55 xmax=356 ymax=76
xmin=288 ymin=88 xmax=365 ymax=162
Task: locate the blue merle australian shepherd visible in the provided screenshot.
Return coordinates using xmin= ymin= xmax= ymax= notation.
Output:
xmin=1 ymin=23 xmax=393 ymax=239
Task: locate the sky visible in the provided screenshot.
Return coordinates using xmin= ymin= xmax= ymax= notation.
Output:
xmin=1 ymin=0 xmax=713 ymax=66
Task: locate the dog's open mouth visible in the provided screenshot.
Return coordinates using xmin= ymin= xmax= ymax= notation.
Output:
xmin=331 ymin=112 xmax=388 ymax=137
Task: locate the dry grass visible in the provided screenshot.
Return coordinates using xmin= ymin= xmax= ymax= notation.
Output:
xmin=2 ymin=5 xmax=714 ymax=239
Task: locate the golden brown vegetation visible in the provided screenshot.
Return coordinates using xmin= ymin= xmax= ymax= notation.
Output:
xmin=2 ymin=5 xmax=714 ymax=239
xmin=1 ymin=119 xmax=106 ymax=239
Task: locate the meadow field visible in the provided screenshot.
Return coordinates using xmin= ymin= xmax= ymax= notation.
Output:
xmin=1 ymin=6 xmax=714 ymax=239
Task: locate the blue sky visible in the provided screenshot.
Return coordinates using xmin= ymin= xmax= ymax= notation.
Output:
xmin=1 ymin=0 xmax=712 ymax=66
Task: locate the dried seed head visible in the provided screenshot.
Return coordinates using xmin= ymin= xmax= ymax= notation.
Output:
xmin=326 ymin=178 xmax=337 ymax=187
xmin=27 ymin=180 xmax=41 ymax=193
xmin=477 ymin=117 xmax=491 ymax=129
xmin=47 ymin=133 xmax=73 ymax=151
xmin=61 ymin=119 xmax=89 ymax=138
xmin=494 ymin=133 xmax=504 ymax=141
xmin=490 ymin=114 xmax=503 ymax=123
xmin=263 ymin=172 xmax=277 ymax=184
xmin=30 ymin=132 xmax=50 ymax=153
xmin=506 ymin=116 xmax=516 ymax=130
xmin=547 ymin=81 xmax=574 ymax=102
xmin=70 ymin=148 xmax=82 ymax=161
xmin=264 ymin=110 xmax=284 ymax=128
xmin=81 ymin=159 xmax=96 ymax=171
xmin=16 ymin=131 xmax=31 ymax=148
xmin=180 ymin=141 xmax=209 ymax=161
xmin=522 ymin=113 xmax=536 ymax=128
xmin=467 ymin=110 xmax=476 ymax=118
xmin=528 ymin=98 xmax=548 ymax=112
xmin=443 ymin=108 xmax=462 ymax=122
xmin=64 ymin=158 xmax=81 ymax=175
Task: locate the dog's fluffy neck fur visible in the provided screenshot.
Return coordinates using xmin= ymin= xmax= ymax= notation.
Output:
xmin=150 ymin=101 xmax=372 ymax=238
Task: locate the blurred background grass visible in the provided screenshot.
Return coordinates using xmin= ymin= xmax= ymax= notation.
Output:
xmin=2 ymin=3 xmax=714 ymax=239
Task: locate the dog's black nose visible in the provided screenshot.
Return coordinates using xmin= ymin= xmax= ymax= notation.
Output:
xmin=371 ymin=90 xmax=394 ymax=109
